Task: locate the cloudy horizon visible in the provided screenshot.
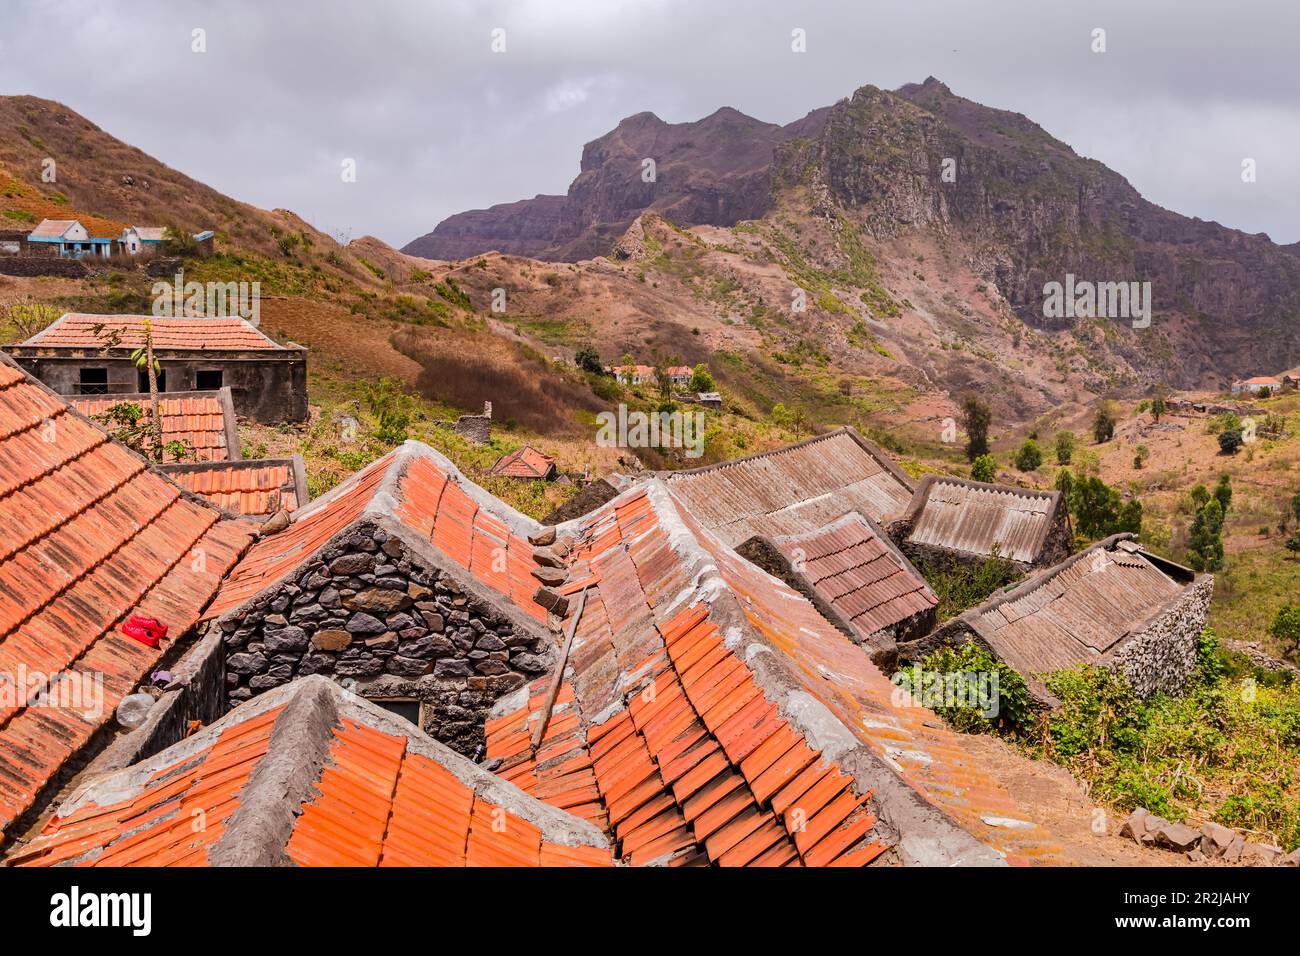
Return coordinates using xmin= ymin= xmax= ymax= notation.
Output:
xmin=1 ymin=0 xmax=1297 ymax=248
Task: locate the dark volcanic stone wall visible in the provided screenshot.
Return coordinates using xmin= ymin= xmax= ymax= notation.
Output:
xmin=217 ymin=520 xmax=553 ymax=755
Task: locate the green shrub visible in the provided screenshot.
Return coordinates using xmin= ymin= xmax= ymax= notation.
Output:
xmin=895 ymin=641 xmax=1035 ymax=735
xmin=1014 ymin=438 xmax=1042 ymax=472
xmin=970 ymin=454 xmax=996 ymax=483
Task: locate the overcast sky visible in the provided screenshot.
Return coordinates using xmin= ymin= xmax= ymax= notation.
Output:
xmin=2 ymin=0 xmax=1297 ymax=247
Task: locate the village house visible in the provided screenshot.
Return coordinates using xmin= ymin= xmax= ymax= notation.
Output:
xmin=887 ymin=475 xmax=1073 ymax=572
xmin=608 ymin=363 xmax=655 ymax=386
xmin=662 ymin=426 xmax=916 ymax=546
xmin=1231 ymin=376 xmax=1282 ymax=396
xmin=4 ymin=313 xmax=308 ymax=423
xmin=736 ymin=510 xmax=937 ymax=667
xmin=72 ymin=386 xmax=242 ymax=462
xmin=897 ymin=534 xmax=1213 ymax=707
xmin=489 ymin=445 xmax=557 ymax=480
xmin=116 ymin=225 xmax=167 ymax=255
xmin=25 ymin=218 xmax=113 ymax=258
xmin=666 ymin=364 xmax=693 ymax=386
xmin=159 ymin=455 xmax=309 ymax=519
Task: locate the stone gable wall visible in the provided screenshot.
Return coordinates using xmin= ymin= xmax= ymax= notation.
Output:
xmin=1108 ymin=576 xmax=1214 ymax=699
xmin=217 ymin=520 xmax=553 ymax=755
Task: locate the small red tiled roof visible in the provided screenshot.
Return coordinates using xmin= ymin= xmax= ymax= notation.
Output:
xmin=765 ymin=512 xmax=937 ymax=643
xmin=487 ymin=481 xmax=1067 ymax=866
xmin=8 ymin=677 xmax=612 ymax=867
xmin=489 ymin=446 xmax=555 ymax=480
xmin=21 ymin=313 xmax=282 ymax=351
xmin=72 ymin=389 xmax=238 ymax=463
xmin=204 ymin=442 xmax=550 ymax=623
xmin=160 ymin=456 xmax=307 ymax=517
xmin=0 ymin=361 xmax=254 ymax=837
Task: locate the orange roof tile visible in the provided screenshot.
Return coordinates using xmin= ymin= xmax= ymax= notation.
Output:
xmin=486 ymin=480 xmax=1068 ymax=866
xmin=8 ymin=677 xmax=612 ymax=867
xmin=72 ymin=388 xmax=239 ymax=463
xmin=489 ymin=446 xmax=556 ymax=480
xmin=160 ymin=456 xmax=307 ymax=517
xmin=204 ymin=442 xmax=550 ymax=623
xmin=0 ymin=360 xmax=254 ymax=839
xmin=21 ymin=314 xmax=283 ymax=351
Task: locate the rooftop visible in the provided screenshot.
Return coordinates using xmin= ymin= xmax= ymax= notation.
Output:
xmin=486 ymin=479 xmax=1066 ymax=866
xmin=917 ymin=535 xmax=1199 ymax=697
xmin=749 ymin=511 xmax=937 ymax=650
xmin=489 ymin=446 xmax=556 ymax=480
xmin=203 ymin=442 xmax=550 ymax=624
xmin=71 ymin=388 xmax=240 ymax=463
xmin=900 ymin=475 xmax=1067 ymax=565
xmin=8 ymin=677 xmax=612 ymax=867
xmin=17 ymin=314 xmax=285 ymax=351
xmin=662 ymin=427 xmax=914 ymax=547
xmin=0 ymin=359 xmax=253 ymax=838
xmin=159 ymin=456 xmax=308 ymax=518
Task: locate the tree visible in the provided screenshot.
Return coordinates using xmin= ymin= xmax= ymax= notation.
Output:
xmin=1053 ymin=430 xmax=1076 ymax=465
xmin=1187 ymin=498 xmax=1225 ymax=572
xmin=1151 ymin=385 xmax=1167 ymax=423
xmin=1267 ymin=604 xmax=1300 ymax=660
xmin=574 ymin=347 xmax=603 ymax=375
xmin=960 ymin=394 xmax=992 ymax=461
xmin=970 ymin=454 xmax=996 ymax=483
xmin=1213 ymin=474 xmax=1233 ymax=514
xmin=1092 ymin=400 xmax=1117 ymax=443
xmin=1133 ymin=444 xmax=1150 ymax=469
xmin=1054 ymin=467 xmax=1074 ymax=502
xmin=1014 ymin=439 xmax=1042 ymax=472
xmin=688 ymin=363 xmax=716 ymax=393
xmin=1218 ymin=427 xmax=1244 ymax=455
xmin=1070 ymin=475 xmax=1126 ymax=540
xmin=0 ymin=301 xmax=60 ymax=340
xmin=162 ymin=224 xmax=199 ymax=258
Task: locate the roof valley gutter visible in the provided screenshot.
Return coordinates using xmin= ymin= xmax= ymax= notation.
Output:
xmin=530 ymin=586 xmax=589 ymax=752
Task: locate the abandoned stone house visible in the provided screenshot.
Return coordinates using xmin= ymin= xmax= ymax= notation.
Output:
xmin=737 ymin=511 xmax=937 ymax=668
xmin=3 ymin=312 xmax=307 ymax=423
xmin=662 ymin=426 xmax=916 ymax=546
xmin=887 ymin=475 xmax=1073 ymax=573
xmin=897 ymin=534 xmax=1213 ymax=707
xmin=72 ymin=386 xmax=242 ymax=462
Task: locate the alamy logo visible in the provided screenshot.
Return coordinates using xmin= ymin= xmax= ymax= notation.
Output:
xmin=152 ymin=274 xmax=261 ymax=324
xmin=50 ymin=886 xmax=151 ymax=936
xmin=1042 ymin=273 xmax=1151 ymax=328
xmin=0 ymin=666 xmax=103 ymax=719
xmin=596 ymin=403 xmax=705 ymax=458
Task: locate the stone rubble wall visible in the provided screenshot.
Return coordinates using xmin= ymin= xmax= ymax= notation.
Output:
xmin=1107 ymin=576 xmax=1214 ymax=699
xmin=217 ymin=520 xmax=553 ymax=755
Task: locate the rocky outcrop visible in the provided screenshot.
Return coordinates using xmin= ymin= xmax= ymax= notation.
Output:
xmin=1119 ymin=807 xmax=1298 ymax=866
xmin=402 ymin=106 xmax=828 ymax=262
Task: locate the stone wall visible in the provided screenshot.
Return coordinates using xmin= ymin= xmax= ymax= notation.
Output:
xmin=0 ymin=256 xmax=88 ymax=278
xmin=1107 ymin=576 xmax=1214 ymax=698
xmin=217 ymin=519 xmax=553 ymax=755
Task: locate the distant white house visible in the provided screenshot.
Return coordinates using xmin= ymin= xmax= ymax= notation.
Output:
xmin=666 ymin=365 xmax=693 ymax=387
xmin=118 ymin=225 xmax=167 ymax=255
xmin=1231 ymin=376 xmax=1281 ymax=396
xmin=27 ymin=219 xmax=113 ymax=258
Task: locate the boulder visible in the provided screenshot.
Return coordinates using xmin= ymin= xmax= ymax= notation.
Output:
xmin=1241 ymin=842 xmax=1281 ymax=866
xmin=531 ymin=565 xmax=569 ymax=587
xmin=533 ymin=586 xmax=570 ymax=616
xmin=1199 ymin=822 xmax=1236 ymax=857
xmin=1223 ymin=836 xmax=1245 ymax=863
xmin=1153 ymin=821 xmax=1201 ymax=852
xmin=1118 ymin=808 xmax=1150 ymax=845
xmin=532 ymin=546 xmax=566 ymax=569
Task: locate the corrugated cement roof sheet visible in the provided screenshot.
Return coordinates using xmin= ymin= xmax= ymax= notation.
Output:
xmin=904 ymin=475 xmax=1064 ymax=564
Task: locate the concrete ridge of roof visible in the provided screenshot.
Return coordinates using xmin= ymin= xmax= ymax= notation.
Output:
xmin=23 ymin=312 xmax=287 ymax=350
xmin=663 ymin=425 xmax=915 ymax=490
xmin=44 ymin=676 xmax=607 ymax=866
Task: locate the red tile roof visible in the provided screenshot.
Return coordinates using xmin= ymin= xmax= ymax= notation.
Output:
xmin=489 ymin=446 xmax=556 ymax=480
xmin=763 ymin=512 xmax=937 ymax=645
xmin=8 ymin=677 xmax=612 ymax=866
xmin=21 ymin=314 xmax=283 ymax=351
xmin=204 ymin=442 xmax=550 ymax=623
xmin=160 ymin=456 xmax=307 ymax=517
xmin=487 ymin=481 xmax=1067 ymax=866
xmin=0 ymin=361 xmax=254 ymax=838
xmin=663 ymin=427 xmax=915 ymax=546
xmin=71 ymin=388 xmax=239 ymax=463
